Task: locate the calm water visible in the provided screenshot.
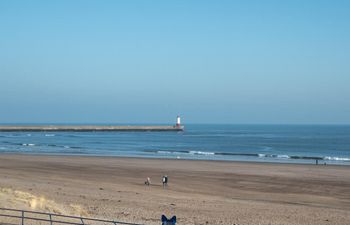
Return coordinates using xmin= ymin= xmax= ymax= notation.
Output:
xmin=0 ymin=125 xmax=350 ymax=165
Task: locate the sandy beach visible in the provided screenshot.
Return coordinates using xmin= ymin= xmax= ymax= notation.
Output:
xmin=0 ymin=154 xmax=349 ymax=225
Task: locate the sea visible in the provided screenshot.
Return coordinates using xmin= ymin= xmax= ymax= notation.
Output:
xmin=0 ymin=124 xmax=350 ymax=165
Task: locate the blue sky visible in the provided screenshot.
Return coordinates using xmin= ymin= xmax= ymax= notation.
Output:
xmin=0 ymin=0 xmax=349 ymax=124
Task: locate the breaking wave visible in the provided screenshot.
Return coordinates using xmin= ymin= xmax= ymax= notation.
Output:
xmin=189 ymin=151 xmax=215 ymax=155
xmin=22 ymin=143 xmax=36 ymax=146
xmin=144 ymin=150 xmax=350 ymax=162
xmin=324 ymin=156 xmax=350 ymax=161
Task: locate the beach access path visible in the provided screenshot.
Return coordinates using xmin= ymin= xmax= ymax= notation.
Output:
xmin=0 ymin=155 xmax=349 ymax=225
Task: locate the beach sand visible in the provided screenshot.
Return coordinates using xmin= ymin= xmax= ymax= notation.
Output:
xmin=0 ymin=154 xmax=349 ymax=225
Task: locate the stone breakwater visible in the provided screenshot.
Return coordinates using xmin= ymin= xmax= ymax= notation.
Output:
xmin=0 ymin=125 xmax=184 ymax=132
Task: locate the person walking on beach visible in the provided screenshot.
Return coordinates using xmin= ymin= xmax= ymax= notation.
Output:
xmin=162 ymin=175 xmax=168 ymax=188
xmin=145 ymin=177 xmax=151 ymax=185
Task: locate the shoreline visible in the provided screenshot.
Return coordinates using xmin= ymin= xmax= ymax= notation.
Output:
xmin=0 ymin=154 xmax=350 ymax=224
xmin=1 ymin=152 xmax=349 ymax=167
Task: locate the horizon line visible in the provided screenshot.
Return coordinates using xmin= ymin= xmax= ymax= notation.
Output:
xmin=0 ymin=122 xmax=349 ymax=126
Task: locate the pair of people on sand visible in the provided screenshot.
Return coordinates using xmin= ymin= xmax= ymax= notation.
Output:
xmin=144 ymin=175 xmax=168 ymax=187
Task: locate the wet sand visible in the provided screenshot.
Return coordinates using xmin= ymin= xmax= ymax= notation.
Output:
xmin=0 ymin=154 xmax=349 ymax=225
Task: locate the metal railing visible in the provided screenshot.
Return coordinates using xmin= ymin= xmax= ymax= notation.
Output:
xmin=0 ymin=208 xmax=144 ymax=225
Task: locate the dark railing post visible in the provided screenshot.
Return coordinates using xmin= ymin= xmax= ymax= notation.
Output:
xmin=49 ymin=214 xmax=53 ymax=225
xmin=21 ymin=210 xmax=24 ymax=225
xmin=80 ymin=218 xmax=85 ymax=225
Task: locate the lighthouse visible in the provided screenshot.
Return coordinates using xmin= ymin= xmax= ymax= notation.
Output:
xmin=176 ymin=115 xmax=181 ymax=127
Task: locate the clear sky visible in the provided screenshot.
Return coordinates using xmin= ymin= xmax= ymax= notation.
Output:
xmin=0 ymin=0 xmax=349 ymax=124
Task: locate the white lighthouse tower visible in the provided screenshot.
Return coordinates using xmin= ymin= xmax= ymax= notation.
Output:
xmin=176 ymin=115 xmax=181 ymax=127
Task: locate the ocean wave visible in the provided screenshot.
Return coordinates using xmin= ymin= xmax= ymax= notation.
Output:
xmin=70 ymin=146 xmax=83 ymax=149
xmin=144 ymin=150 xmax=350 ymax=162
xmin=289 ymin=155 xmax=323 ymax=160
xmin=22 ymin=143 xmax=35 ymax=146
xmin=48 ymin=144 xmax=58 ymax=147
xmin=324 ymin=156 xmax=350 ymax=161
xmin=145 ymin=150 xmax=188 ymax=154
xmin=148 ymin=150 xmax=266 ymax=157
xmin=189 ymin=151 xmax=215 ymax=155
xmin=46 ymin=144 xmax=82 ymax=149
xmin=156 ymin=151 xmax=173 ymax=154
xmin=215 ymin=152 xmax=260 ymax=157
xmin=258 ymin=154 xmax=290 ymax=159
xmin=276 ymin=154 xmax=290 ymax=159
xmin=45 ymin=134 xmax=55 ymax=137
